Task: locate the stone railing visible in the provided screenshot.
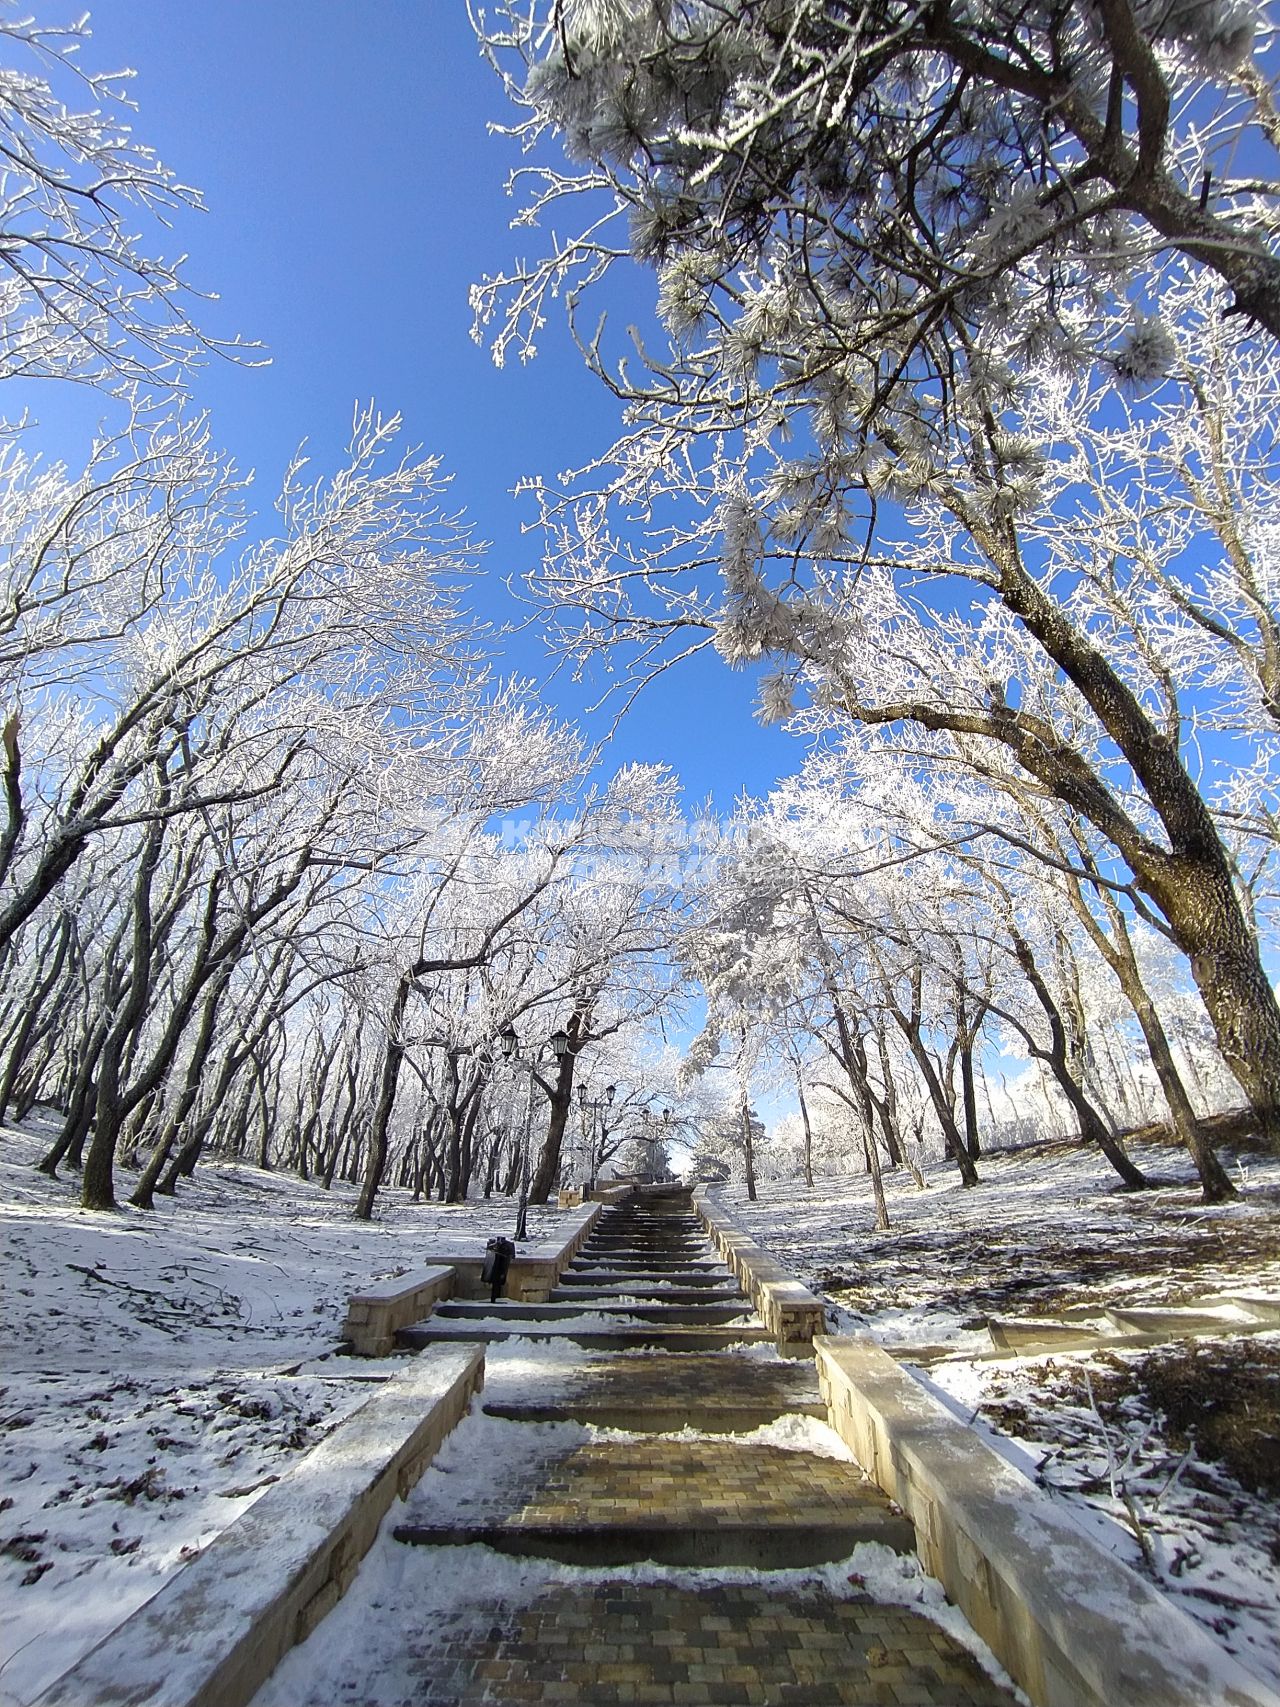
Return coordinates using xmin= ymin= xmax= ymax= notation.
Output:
xmin=692 ymin=1188 xmax=826 ymax=1354
xmin=815 ymin=1336 xmax=1279 ymax=1707
xmin=591 ymin=1183 xmax=634 ymax=1205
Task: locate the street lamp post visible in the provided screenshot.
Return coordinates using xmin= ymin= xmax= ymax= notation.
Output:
xmin=498 ymin=1023 xmax=570 ymax=1241
xmin=638 ymin=1106 xmax=673 ymax=1183
xmin=575 ymin=1082 xmax=616 ymax=1194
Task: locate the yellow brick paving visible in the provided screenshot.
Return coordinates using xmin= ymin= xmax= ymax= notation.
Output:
xmin=438 ymin=1438 xmax=899 ymax=1533
xmin=401 ymin=1584 xmax=1014 ymax=1705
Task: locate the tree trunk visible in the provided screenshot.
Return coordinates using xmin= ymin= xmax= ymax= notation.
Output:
xmin=355 ymin=975 xmax=411 ymax=1221
xmin=999 ymin=557 xmax=1280 ymax=1144
xmin=875 ymin=1029 xmax=922 ymax=1187
xmin=0 ymin=913 xmax=71 ymax=1120
xmin=1009 ymin=934 xmax=1150 ymax=1191
xmin=131 ymin=976 xmax=227 ymax=1210
xmin=739 ymin=1086 xmax=758 ymax=1202
xmin=830 ymin=1003 xmax=890 ymax=1227
xmin=83 ymin=812 xmax=166 ymax=1211
xmin=530 ymin=1036 xmax=578 ymax=1204
xmin=1057 ymin=845 xmax=1238 ymax=1203
xmin=796 ymin=1076 xmax=815 ymax=1188
xmin=955 ymin=988 xmax=984 ymax=1161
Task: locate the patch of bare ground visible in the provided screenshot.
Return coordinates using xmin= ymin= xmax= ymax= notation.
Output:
xmin=821 ymin=1174 xmax=1280 ymax=1327
xmin=1061 ymin=1338 xmax=1280 ymax=1503
xmin=967 ymin=1334 xmax=1280 ymax=1678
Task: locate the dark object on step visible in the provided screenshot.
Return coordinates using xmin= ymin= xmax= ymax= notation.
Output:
xmin=482 ymin=1237 xmax=516 ymax=1302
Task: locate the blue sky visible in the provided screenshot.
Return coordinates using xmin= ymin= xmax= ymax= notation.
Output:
xmin=30 ymin=0 xmax=798 ymax=812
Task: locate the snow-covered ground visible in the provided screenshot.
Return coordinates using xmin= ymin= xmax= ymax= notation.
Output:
xmin=6 ymin=1117 xmax=1279 ymax=1703
xmin=0 ymin=1116 xmax=562 ymax=1707
xmin=712 ymin=1139 xmax=1280 ymax=1692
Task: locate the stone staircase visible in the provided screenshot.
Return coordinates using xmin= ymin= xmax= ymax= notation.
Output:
xmin=370 ymin=1187 xmax=1020 ymax=1706
xmin=399 ymin=1188 xmax=774 ymax=1353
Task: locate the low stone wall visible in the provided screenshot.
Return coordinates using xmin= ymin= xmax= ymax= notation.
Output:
xmin=692 ymin=1188 xmax=826 ymax=1353
xmin=815 ymin=1336 xmax=1280 ymax=1707
xmin=342 ymin=1263 xmax=455 ymax=1357
xmin=36 ymin=1345 xmax=484 ymax=1707
xmin=591 ymin=1183 xmax=635 ymax=1205
xmin=412 ymin=1201 xmax=605 ymax=1308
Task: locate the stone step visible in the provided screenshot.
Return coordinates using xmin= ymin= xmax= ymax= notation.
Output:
xmin=594 ymin=1230 xmax=702 ymax=1240
xmin=392 ymin=1517 xmax=907 ymax=1567
xmin=482 ymin=1398 xmax=822 ymax=1432
xmin=585 ymin=1227 xmax=707 ymax=1239
xmin=583 ymin=1238 xmax=708 ymax=1251
xmin=987 ymin=1318 xmax=1109 ymax=1353
xmin=342 ymin=1580 xmax=1017 ymax=1705
xmin=570 ymin=1259 xmax=728 ymax=1275
xmin=579 ymin=1246 xmax=710 ymax=1260
xmin=1104 ymin=1304 xmax=1258 ymax=1335
xmin=558 ymin=1269 xmax=735 ymax=1290
xmin=549 ymin=1284 xmax=746 ymax=1305
xmin=397 ymin=1322 xmax=774 ymax=1352
xmin=586 ymin=1223 xmax=707 ymax=1234
xmin=434 ymin=1300 xmax=755 ymax=1326
xmin=393 ymin=1437 xmax=913 ymax=1566
xmin=589 ymin=1240 xmax=703 ymax=1249
xmin=597 ymin=1216 xmax=700 ymax=1227
xmin=482 ymin=1350 xmax=826 ymax=1433
xmin=605 ymin=1223 xmax=700 ymax=1234
xmin=576 ymin=1256 xmax=716 ymax=1270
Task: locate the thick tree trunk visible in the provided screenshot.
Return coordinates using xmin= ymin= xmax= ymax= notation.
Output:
xmin=444 ymin=1051 xmax=467 ymax=1203
xmin=997 ymin=560 xmax=1280 ymax=1144
xmin=36 ymin=1010 xmax=109 ymax=1176
xmin=1144 ymin=853 xmax=1280 ymax=1146
xmin=83 ymin=812 xmax=167 ymax=1211
xmin=739 ymin=1087 xmax=758 ymax=1202
xmin=874 ymin=1029 xmax=922 ymax=1187
xmin=530 ymin=1041 xmax=577 ymax=1205
xmin=898 ymin=1018 xmax=979 ymax=1187
xmin=1110 ymin=940 xmax=1236 ymax=1202
xmin=0 ymin=914 xmax=70 ymax=1120
xmin=955 ymin=989 xmax=983 ymax=1161
xmin=831 ymin=1003 xmax=889 ymax=1226
xmin=131 ymin=978 xmax=226 ymax=1210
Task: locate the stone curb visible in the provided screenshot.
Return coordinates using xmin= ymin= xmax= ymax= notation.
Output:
xmin=691 ymin=1188 xmax=826 ymax=1352
xmin=815 ymin=1335 xmax=1280 ymax=1707
xmin=34 ymin=1345 xmax=484 ymax=1707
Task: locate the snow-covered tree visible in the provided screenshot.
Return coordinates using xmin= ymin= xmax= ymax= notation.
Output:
xmin=0 ymin=9 xmax=246 ymax=396
xmin=472 ymin=4 xmax=1280 ymax=1147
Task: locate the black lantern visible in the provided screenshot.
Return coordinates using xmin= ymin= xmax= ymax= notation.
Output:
xmin=498 ymin=1024 xmax=518 ymax=1060
xmin=549 ymin=1027 xmax=571 ymax=1058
